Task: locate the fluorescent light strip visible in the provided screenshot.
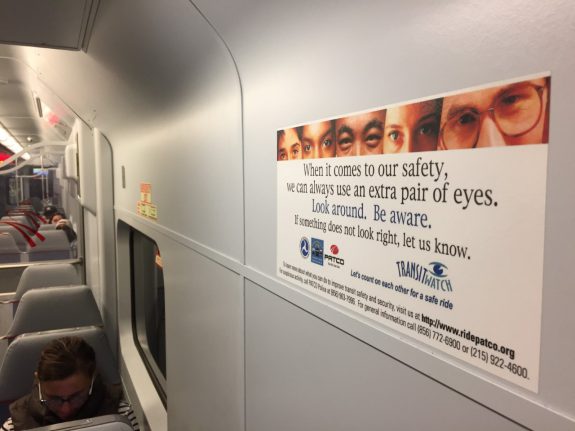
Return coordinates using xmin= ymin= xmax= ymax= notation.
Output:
xmin=0 ymin=126 xmax=28 ymax=159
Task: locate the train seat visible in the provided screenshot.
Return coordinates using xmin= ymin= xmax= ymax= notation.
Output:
xmin=0 ymin=326 xmax=120 ymax=420
xmin=0 ymin=233 xmax=22 ymax=264
xmin=7 ymin=263 xmax=82 ymax=304
xmin=0 ymin=226 xmax=29 ymax=251
xmin=5 ymin=211 xmax=43 ymax=229
xmin=38 ymin=223 xmax=57 ymax=231
xmin=2 ymin=285 xmax=103 ymax=341
xmin=0 ymin=215 xmax=35 ymax=230
xmin=0 ymin=262 xmax=82 ymax=328
xmin=27 ymin=414 xmax=133 ymax=431
xmin=0 ymin=285 xmax=103 ymax=365
xmin=26 ymin=230 xmax=73 ymax=261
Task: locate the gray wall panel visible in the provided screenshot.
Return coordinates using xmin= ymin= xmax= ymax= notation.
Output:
xmin=116 ymin=212 xmax=245 ymax=431
xmin=5 ymin=0 xmax=574 ymax=430
xmin=245 ymin=280 xmax=525 ymax=431
xmin=76 ymin=120 xmax=97 ymax=214
xmin=94 ymin=130 xmax=118 ymax=354
xmin=167 ymin=244 xmax=244 ymax=431
xmin=194 ymin=0 xmax=575 ymax=427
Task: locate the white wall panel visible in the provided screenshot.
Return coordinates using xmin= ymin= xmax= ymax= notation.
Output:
xmin=83 ymin=210 xmax=101 ymax=311
xmin=94 ymin=130 xmax=118 ymax=353
xmin=195 ymin=0 xmax=575 ymax=429
xmin=76 ymin=120 xmax=97 ymax=213
xmin=116 ymin=212 xmax=244 ymax=431
xmin=245 ymin=280 xmax=525 ymax=431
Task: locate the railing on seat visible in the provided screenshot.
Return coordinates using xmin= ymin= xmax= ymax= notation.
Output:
xmin=26 ymin=414 xmax=133 ymax=431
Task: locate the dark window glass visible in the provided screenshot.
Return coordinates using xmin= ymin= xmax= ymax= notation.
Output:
xmin=130 ymin=229 xmax=166 ymax=402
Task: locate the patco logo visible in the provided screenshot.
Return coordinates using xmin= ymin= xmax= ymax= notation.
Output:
xmin=325 ymin=244 xmax=344 ymax=267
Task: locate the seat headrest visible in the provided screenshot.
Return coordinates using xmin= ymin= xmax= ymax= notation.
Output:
xmin=0 ymin=326 xmax=119 ymax=402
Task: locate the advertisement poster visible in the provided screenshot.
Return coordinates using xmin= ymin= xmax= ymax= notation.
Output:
xmin=277 ymin=74 xmax=550 ymax=392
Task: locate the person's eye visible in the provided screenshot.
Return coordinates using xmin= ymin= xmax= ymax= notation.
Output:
xmin=388 ymin=130 xmax=400 ymax=142
xmin=365 ymin=132 xmax=382 ymax=147
xmin=418 ymin=122 xmax=438 ymax=137
xmin=322 ymin=138 xmax=332 ymax=148
xmin=278 ymin=151 xmax=287 ymax=160
xmin=292 ymin=148 xmax=299 ymax=157
xmin=499 ymin=88 xmax=531 ymax=107
xmin=304 ymin=144 xmax=312 ymax=152
xmin=497 ymin=87 xmax=536 ymax=115
xmin=457 ymin=112 xmax=477 ymax=126
xmin=338 ymin=137 xmax=353 ymax=149
xmin=500 ymin=94 xmax=521 ymax=106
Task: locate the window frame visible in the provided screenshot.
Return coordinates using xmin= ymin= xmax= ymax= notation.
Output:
xmin=129 ymin=228 xmax=167 ymax=405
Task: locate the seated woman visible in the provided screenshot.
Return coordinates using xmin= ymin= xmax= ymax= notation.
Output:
xmin=1 ymin=337 xmax=138 ymax=430
xmin=42 ymin=206 xmax=58 ymax=223
xmin=55 ymin=220 xmax=77 ymax=243
xmin=50 ymin=213 xmax=65 ymax=225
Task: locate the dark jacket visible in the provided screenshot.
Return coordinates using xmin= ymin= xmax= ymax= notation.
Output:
xmin=9 ymin=375 xmax=122 ymax=430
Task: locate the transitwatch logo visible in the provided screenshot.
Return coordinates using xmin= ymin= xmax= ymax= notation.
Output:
xmin=396 ymin=261 xmax=453 ymax=292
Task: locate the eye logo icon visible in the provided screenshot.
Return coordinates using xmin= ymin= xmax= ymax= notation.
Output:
xmin=330 ymin=245 xmax=339 ymax=255
xmin=429 ymin=262 xmax=448 ymax=278
xmin=300 ymin=237 xmax=310 ymax=259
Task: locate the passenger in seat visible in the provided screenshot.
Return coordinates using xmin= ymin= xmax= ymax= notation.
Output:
xmin=55 ymin=220 xmax=78 ymax=257
xmin=2 ymin=337 xmax=139 ymax=431
xmin=50 ymin=213 xmax=65 ymax=225
xmin=55 ymin=220 xmax=77 ymax=244
xmin=43 ymin=206 xmax=58 ymax=223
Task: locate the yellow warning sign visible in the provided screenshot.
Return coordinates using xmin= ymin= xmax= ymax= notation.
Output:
xmin=137 ymin=183 xmax=158 ymax=221
xmin=140 ymin=183 xmax=152 ymax=203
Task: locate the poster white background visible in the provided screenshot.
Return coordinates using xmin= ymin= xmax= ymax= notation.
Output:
xmin=277 ymin=145 xmax=546 ymax=391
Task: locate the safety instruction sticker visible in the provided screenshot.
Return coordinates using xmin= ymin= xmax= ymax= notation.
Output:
xmin=276 ymin=73 xmax=550 ymax=392
xmin=137 ymin=182 xmax=158 ymax=221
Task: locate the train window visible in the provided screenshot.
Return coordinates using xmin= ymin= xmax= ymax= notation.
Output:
xmin=130 ymin=229 xmax=166 ymax=402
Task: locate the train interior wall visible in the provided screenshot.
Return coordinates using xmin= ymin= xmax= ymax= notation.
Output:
xmin=1 ymin=0 xmax=573 ymax=430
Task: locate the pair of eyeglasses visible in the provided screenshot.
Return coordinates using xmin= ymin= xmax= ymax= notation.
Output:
xmin=38 ymin=374 xmax=95 ymax=410
xmin=441 ymin=83 xmax=545 ymax=149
